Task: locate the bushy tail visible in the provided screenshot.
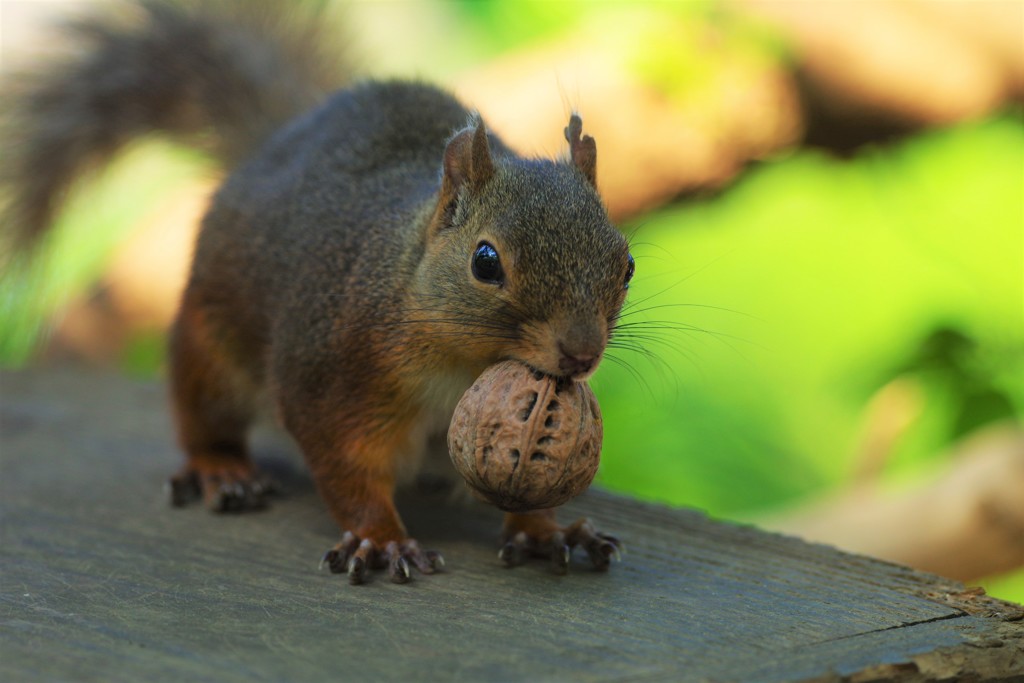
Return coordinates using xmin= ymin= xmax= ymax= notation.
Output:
xmin=1 ymin=0 xmax=348 ymax=248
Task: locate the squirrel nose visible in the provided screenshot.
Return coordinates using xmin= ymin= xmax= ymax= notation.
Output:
xmin=558 ymin=346 xmax=597 ymax=377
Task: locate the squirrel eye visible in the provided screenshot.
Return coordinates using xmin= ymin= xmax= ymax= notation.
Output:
xmin=624 ymin=253 xmax=635 ymax=288
xmin=472 ymin=241 xmax=503 ymax=285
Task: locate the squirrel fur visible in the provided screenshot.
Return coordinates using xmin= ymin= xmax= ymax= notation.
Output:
xmin=2 ymin=1 xmax=632 ymax=583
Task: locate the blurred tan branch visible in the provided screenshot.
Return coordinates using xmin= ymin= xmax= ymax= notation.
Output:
xmin=737 ymin=0 xmax=1023 ymax=146
xmin=760 ymin=423 xmax=1024 ymax=583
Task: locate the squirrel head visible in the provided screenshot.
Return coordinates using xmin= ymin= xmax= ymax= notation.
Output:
xmin=418 ymin=115 xmax=633 ymax=380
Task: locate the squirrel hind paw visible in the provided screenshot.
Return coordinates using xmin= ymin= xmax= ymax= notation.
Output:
xmin=167 ymin=462 xmax=278 ymax=512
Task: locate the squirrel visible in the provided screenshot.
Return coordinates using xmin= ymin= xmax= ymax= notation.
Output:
xmin=2 ymin=1 xmax=633 ymax=583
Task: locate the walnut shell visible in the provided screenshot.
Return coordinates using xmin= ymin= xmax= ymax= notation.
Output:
xmin=447 ymin=361 xmax=603 ymax=512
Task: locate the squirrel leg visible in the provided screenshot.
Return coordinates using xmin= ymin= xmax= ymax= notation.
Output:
xmin=292 ymin=417 xmax=443 ymax=584
xmin=500 ymin=509 xmax=622 ymax=574
xmin=167 ymin=301 xmax=272 ymax=512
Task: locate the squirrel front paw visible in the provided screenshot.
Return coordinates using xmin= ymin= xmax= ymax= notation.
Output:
xmin=320 ymin=531 xmax=444 ymax=585
xmin=500 ymin=512 xmax=622 ymax=574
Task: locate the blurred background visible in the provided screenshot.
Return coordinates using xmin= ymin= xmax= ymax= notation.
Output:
xmin=2 ymin=1 xmax=1022 ymax=601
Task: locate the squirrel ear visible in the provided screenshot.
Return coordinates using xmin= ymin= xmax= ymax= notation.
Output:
xmin=441 ymin=117 xmax=495 ymax=197
xmin=565 ymin=114 xmax=597 ymax=188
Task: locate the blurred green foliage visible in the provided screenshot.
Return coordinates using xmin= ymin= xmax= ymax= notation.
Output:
xmin=594 ymin=115 xmax=1023 ymax=515
xmin=0 ymin=143 xmax=211 ymax=366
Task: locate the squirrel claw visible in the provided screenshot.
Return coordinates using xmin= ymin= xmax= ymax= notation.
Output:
xmin=321 ymin=531 xmax=360 ymax=574
xmin=499 ymin=531 xmax=530 ymax=567
xmin=397 ymin=539 xmax=441 ymax=575
xmin=568 ymin=520 xmax=623 ymax=572
xmin=386 ymin=544 xmax=412 ymax=584
xmin=550 ymin=531 xmax=571 ymax=575
xmin=347 ymin=540 xmax=375 ymax=584
xmin=321 ymin=533 xmax=442 ymax=585
xmin=348 ymin=555 xmax=367 ymax=584
xmin=167 ymin=470 xmax=202 ymax=507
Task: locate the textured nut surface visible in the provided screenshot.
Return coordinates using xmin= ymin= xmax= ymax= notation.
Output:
xmin=447 ymin=361 xmax=603 ymax=512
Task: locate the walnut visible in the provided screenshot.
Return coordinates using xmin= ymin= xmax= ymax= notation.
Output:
xmin=447 ymin=361 xmax=603 ymax=512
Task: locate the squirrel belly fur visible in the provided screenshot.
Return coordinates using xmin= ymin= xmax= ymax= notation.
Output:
xmin=2 ymin=1 xmax=633 ymax=583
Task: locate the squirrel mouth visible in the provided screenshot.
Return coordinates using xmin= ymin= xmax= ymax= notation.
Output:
xmin=509 ymin=356 xmax=600 ymax=384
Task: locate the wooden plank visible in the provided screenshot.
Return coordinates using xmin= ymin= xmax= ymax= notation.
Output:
xmin=1 ymin=369 xmax=1021 ymax=683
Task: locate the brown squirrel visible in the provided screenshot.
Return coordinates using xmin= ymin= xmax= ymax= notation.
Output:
xmin=2 ymin=1 xmax=633 ymax=583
